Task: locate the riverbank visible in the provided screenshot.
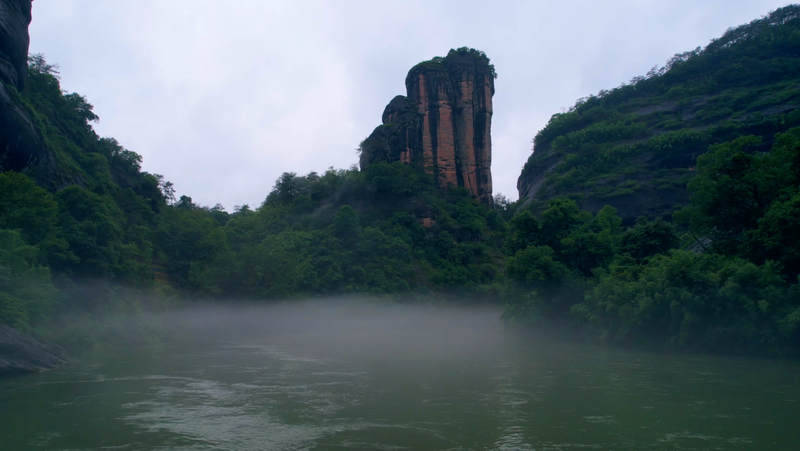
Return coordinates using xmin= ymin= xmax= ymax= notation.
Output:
xmin=0 ymin=324 xmax=70 ymax=377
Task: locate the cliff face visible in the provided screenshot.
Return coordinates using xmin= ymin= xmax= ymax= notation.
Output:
xmin=360 ymin=48 xmax=495 ymax=206
xmin=0 ymin=0 xmax=31 ymax=90
xmin=0 ymin=0 xmax=51 ymax=181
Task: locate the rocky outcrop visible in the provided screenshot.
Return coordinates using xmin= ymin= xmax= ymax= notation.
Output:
xmin=360 ymin=48 xmax=495 ymax=206
xmin=0 ymin=324 xmax=70 ymax=377
xmin=0 ymin=0 xmax=31 ymax=90
xmin=0 ymin=0 xmax=52 ymax=181
xmin=0 ymin=81 xmax=48 ymax=173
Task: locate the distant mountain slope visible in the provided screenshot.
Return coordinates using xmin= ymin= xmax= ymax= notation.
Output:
xmin=517 ymin=4 xmax=800 ymax=224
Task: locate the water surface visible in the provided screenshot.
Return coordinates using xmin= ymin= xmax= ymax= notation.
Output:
xmin=1 ymin=303 xmax=799 ymax=450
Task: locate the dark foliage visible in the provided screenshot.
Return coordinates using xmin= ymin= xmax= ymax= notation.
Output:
xmin=519 ymin=5 xmax=800 ymax=223
xmin=2 ymin=8 xmax=799 ymax=359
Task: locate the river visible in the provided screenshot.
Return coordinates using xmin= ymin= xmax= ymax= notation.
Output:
xmin=1 ymin=302 xmax=799 ymax=450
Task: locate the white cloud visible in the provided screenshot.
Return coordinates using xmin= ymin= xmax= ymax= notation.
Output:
xmin=29 ymin=0 xmax=789 ymax=208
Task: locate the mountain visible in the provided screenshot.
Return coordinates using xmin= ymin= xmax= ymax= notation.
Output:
xmin=0 ymin=2 xmax=798 ymax=358
xmin=359 ymin=48 xmax=495 ymax=206
xmin=0 ymin=0 xmax=169 ymax=331
xmin=517 ymin=5 xmax=800 ymax=224
xmin=0 ymin=0 xmax=507 ymax=332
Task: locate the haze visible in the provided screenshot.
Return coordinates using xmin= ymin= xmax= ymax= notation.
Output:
xmin=29 ymin=0 xmax=788 ymax=209
xmin=156 ymin=300 xmax=507 ymax=361
xmin=7 ymin=300 xmax=800 ymax=450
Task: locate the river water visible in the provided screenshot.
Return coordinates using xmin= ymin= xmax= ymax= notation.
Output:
xmin=1 ymin=302 xmax=799 ymax=450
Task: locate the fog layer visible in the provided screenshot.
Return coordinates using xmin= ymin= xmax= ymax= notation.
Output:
xmin=156 ymin=300 xmax=507 ymax=362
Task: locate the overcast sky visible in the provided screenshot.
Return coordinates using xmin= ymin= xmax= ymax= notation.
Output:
xmin=29 ymin=0 xmax=790 ymax=210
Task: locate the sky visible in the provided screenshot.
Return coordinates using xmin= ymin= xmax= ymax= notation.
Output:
xmin=29 ymin=0 xmax=791 ymax=210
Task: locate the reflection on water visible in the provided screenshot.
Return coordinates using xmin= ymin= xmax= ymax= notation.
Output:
xmin=1 ymin=302 xmax=799 ymax=450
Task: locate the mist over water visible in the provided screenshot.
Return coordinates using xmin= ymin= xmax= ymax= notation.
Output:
xmin=2 ymin=300 xmax=800 ymax=450
xmin=160 ymin=300 xmax=506 ymax=359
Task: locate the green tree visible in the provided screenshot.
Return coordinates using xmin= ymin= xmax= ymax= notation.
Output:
xmin=573 ymin=251 xmax=796 ymax=353
xmin=0 ymin=230 xmax=57 ymax=328
xmin=0 ymin=172 xmax=59 ymax=245
xmin=504 ymin=211 xmax=541 ymax=255
xmin=745 ymin=193 xmax=800 ymax=278
xmin=677 ymin=129 xmax=799 ymax=255
xmin=506 ymin=245 xmax=576 ymax=318
xmin=266 ymin=172 xmax=307 ymax=205
xmin=538 ymin=198 xmax=592 ymax=252
xmin=57 ymin=186 xmax=149 ymax=283
xmin=560 ymin=205 xmax=622 ymax=276
xmin=621 ymin=217 xmax=679 ymax=261
xmin=153 ymin=207 xmax=230 ymax=292
xmin=332 ymin=205 xmax=359 ymax=239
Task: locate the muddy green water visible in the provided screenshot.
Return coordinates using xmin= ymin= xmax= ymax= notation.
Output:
xmin=1 ymin=305 xmax=799 ymax=450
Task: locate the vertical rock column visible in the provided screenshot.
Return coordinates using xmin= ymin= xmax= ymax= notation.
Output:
xmin=434 ymin=77 xmax=458 ymax=188
xmin=0 ymin=0 xmax=32 ymax=90
xmin=360 ymin=49 xmax=495 ymax=206
xmin=406 ymin=65 xmax=463 ymax=193
xmin=410 ymin=73 xmax=435 ymax=174
xmin=0 ymin=0 xmax=51 ymax=182
xmin=446 ymin=57 xmax=494 ymax=206
xmin=454 ymin=71 xmax=478 ymax=195
xmin=475 ymin=71 xmax=494 ymax=206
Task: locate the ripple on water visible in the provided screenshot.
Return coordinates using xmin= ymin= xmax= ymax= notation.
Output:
xmin=122 ymin=378 xmax=332 ymax=450
xmin=583 ymin=416 xmax=616 ymax=424
xmin=658 ymin=431 xmax=755 ymax=447
xmin=4 ymin=320 xmax=800 ymax=451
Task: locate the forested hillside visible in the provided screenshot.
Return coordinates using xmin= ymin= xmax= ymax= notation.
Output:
xmin=504 ymin=5 xmax=800 ymax=355
xmin=505 ymin=128 xmax=800 ymax=354
xmin=2 ymin=55 xmax=510 ymax=334
xmin=1 ymin=6 xmax=799 ymax=358
xmin=1 ymin=56 xmax=170 ymax=329
xmin=518 ymin=5 xmax=800 ymax=223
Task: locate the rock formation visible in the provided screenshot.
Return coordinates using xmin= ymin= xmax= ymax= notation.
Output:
xmin=359 ymin=48 xmax=495 ymax=206
xmin=0 ymin=0 xmax=52 ymax=182
xmin=0 ymin=0 xmax=31 ymax=90
xmin=0 ymin=324 xmax=70 ymax=377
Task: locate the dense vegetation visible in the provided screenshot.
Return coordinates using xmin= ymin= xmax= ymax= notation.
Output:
xmin=152 ymin=165 xmax=507 ymax=299
xmin=518 ymin=5 xmax=800 ymax=223
xmin=1 ymin=55 xmax=508 ymax=335
xmin=505 ymin=127 xmax=800 ymax=355
xmin=1 ymin=6 xmax=799 ymax=358
xmin=505 ymin=5 xmax=800 ymax=355
xmin=1 ymin=56 xmax=170 ymax=331
xmin=408 ymin=47 xmax=497 ymax=80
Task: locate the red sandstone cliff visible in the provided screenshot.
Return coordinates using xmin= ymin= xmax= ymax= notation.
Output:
xmin=360 ymin=48 xmax=495 ymax=206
